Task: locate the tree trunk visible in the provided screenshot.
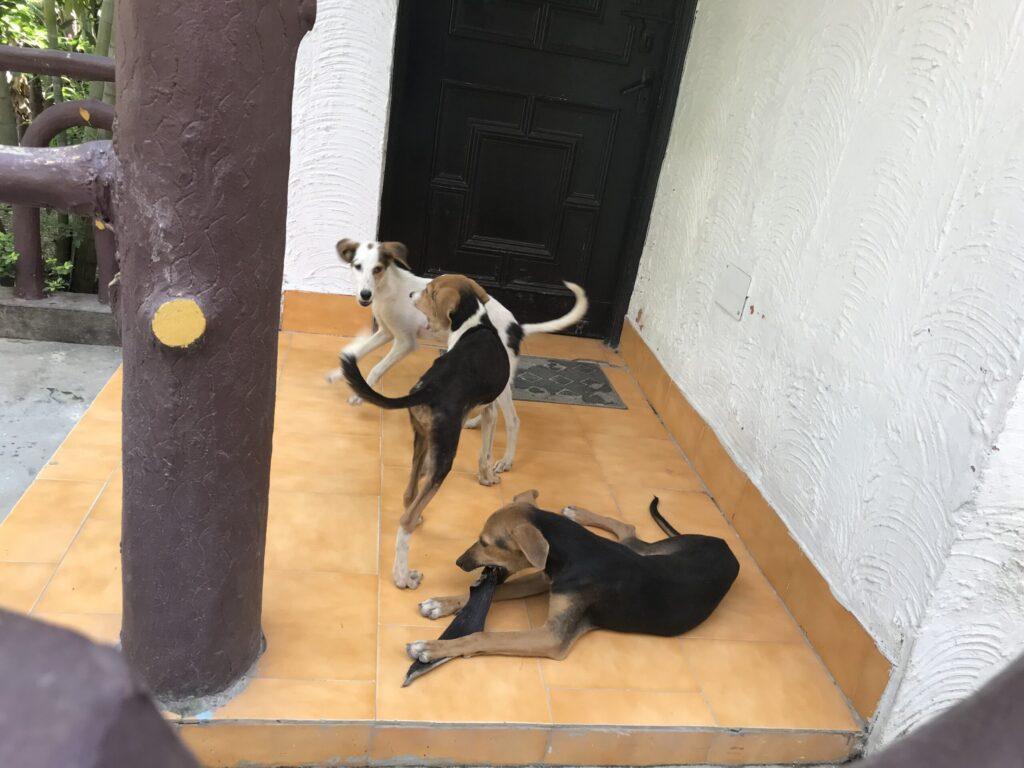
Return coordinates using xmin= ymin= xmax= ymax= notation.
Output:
xmin=101 ymin=17 xmax=115 ymax=109
xmin=0 ymin=75 xmax=17 ymax=145
xmin=117 ymin=0 xmax=315 ymax=706
xmin=88 ymin=0 xmax=114 ymax=101
xmin=28 ymin=76 xmax=44 ymax=119
xmin=43 ymin=0 xmax=74 ymax=278
xmin=69 ymin=219 xmax=96 ymax=293
xmin=43 ymin=0 xmax=62 ymax=105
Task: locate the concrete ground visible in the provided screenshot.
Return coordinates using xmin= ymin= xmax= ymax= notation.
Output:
xmin=0 ymin=338 xmax=121 ymax=522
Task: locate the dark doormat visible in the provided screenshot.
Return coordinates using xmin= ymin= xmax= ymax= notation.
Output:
xmin=513 ymin=356 xmax=626 ymax=409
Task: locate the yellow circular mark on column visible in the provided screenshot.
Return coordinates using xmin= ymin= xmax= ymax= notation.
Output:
xmin=152 ymin=299 xmax=207 ymax=348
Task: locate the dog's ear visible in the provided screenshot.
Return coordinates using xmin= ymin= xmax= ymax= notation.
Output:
xmin=513 ymin=489 xmax=539 ymax=504
xmin=433 ymin=285 xmax=462 ymax=329
xmin=512 ymin=523 xmax=549 ymax=569
xmin=466 ymin=277 xmax=490 ymax=304
xmin=336 ymin=239 xmax=359 ymax=264
xmin=378 ymin=241 xmax=410 ymax=270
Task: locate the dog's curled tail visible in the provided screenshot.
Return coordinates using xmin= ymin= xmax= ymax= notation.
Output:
xmin=648 ymin=496 xmax=681 ymax=537
xmin=341 ymin=354 xmax=429 ymax=410
xmin=520 ymin=281 xmax=588 ymax=336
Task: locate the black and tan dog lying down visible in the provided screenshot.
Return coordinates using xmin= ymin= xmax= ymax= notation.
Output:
xmin=406 ymin=491 xmax=739 ymax=665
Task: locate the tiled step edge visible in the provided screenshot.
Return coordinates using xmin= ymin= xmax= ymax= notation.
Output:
xmin=176 ymin=720 xmax=863 ymax=767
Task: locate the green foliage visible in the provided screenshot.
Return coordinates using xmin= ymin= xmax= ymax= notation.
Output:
xmin=0 ymin=2 xmax=48 ymax=47
xmin=0 ymin=204 xmax=76 ymax=293
xmin=0 ymin=229 xmax=17 ymax=280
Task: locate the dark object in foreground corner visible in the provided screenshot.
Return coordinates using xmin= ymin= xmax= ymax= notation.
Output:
xmin=0 ymin=609 xmax=198 ymax=768
xmin=403 ymin=565 xmax=508 ymax=686
xmin=861 ymin=651 xmax=1024 ymax=768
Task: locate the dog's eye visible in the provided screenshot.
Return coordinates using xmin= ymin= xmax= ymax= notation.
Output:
xmin=353 ymin=264 xmax=362 ymax=271
xmin=373 ymin=266 xmax=383 ymax=275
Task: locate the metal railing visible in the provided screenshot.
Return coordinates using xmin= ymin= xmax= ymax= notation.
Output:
xmin=0 ymin=45 xmax=117 ymax=302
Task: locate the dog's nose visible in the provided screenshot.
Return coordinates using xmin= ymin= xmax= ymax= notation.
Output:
xmin=359 ymin=290 xmax=371 ymax=301
xmin=455 ymin=552 xmax=475 ymax=572
xmin=409 ymin=291 xmax=415 ymax=299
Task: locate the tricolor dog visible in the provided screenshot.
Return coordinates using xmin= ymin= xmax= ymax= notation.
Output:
xmin=408 ymin=491 xmax=739 ymax=660
xmin=327 ymin=239 xmax=587 ymax=475
xmin=342 ymin=275 xmax=510 ymax=589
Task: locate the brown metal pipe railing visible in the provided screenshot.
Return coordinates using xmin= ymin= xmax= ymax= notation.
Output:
xmin=0 ymin=140 xmax=114 ymax=214
xmin=11 ymin=100 xmax=116 ymax=300
xmin=0 ymin=44 xmax=115 ymax=82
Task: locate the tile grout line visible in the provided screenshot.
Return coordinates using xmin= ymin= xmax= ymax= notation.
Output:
xmin=675 ymin=633 xmax=719 ymax=728
xmin=374 ymin=394 xmax=384 ymax=726
xmin=27 ymin=467 xmax=114 ymax=616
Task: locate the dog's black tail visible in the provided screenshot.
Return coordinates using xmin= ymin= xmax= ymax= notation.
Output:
xmin=341 ymin=354 xmax=430 ymax=410
xmin=648 ymin=496 xmax=681 ymax=537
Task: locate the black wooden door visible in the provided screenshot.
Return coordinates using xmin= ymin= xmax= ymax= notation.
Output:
xmin=380 ymin=0 xmax=686 ymax=338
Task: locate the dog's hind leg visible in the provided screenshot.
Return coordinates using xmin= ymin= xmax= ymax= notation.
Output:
xmin=404 ymin=426 xmax=428 ymax=507
xmin=562 ymin=505 xmax=691 ymax=555
xmin=476 ymin=402 xmax=501 ymax=486
xmin=561 ymin=505 xmax=637 ymax=542
xmin=492 ymin=385 xmax=519 ymax=474
xmin=393 ymin=437 xmax=456 ymax=589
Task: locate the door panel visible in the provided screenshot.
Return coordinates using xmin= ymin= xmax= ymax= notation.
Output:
xmin=380 ymin=0 xmax=682 ymax=338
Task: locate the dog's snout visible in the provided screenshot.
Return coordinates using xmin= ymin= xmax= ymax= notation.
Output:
xmin=359 ymin=290 xmax=371 ymax=301
xmin=456 ymin=551 xmax=476 ymax=572
xmin=409 ymin=291 xmax=416 ymax=299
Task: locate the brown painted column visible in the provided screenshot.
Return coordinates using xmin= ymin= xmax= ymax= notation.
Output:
xmin=116 ymin=0 xmax=315 ymax=705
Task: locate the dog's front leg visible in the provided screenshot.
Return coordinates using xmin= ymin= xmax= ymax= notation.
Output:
xmin=419 ymin=571 xmax=551 ymax=619
xmin=360 ymin=338 xmax=417 ymax=404
xmin=328 ymin=328 xmax=392 ymax=391
xmin=392 ymin=527 xmax=422 ymax=590
xmin=407 ymin=626 xmax=568 ymax=661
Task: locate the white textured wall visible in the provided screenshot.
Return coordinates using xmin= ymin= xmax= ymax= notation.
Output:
xmin=284 ymin=0 xmax=398 ymax=295
xmin=629 ymin=0 xmax=1024 ymax=663
xmin=873 ymin=385 xmax=1024 ymax=745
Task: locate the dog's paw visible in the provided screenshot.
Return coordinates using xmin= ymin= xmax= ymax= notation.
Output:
xmin=348 ymin=394 xmax=363 ymax=406
xmin=406 ymin=640 xmax=439 ymax=663
xmin=418 ymin=599 xmax=444 ymax=619
xmin=464 ymin=415 xmax=481 ymax=430
xmin=493 ymin=457 xmax=512 ymax=474
xmin=477 ymin=470 xmax=501 ymax=487
xmin=419 ymin=597 xmax=459 ymax=620
xmin=394 ymin=569 xmax=422 ymax=590
xmin=561 ymin=505 xmax=580 ymax=521
xmin=326 ymin=369 xmax=343 ymax=384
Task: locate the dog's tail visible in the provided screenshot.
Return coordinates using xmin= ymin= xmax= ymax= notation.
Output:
xmin=520 ymin=281 xmax=588 ymax=336
xmin=648 ymin=496 xmax=681 ymax=537
xmin=341 ymin=354 xmax=430 ymax=410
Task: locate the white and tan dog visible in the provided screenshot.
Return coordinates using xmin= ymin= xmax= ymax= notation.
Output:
xmin=327 ymin=239 xmax=588 ymax=475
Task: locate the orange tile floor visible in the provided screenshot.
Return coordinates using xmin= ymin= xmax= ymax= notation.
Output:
xmin=0 ymin=331 xmax=862 ymax=766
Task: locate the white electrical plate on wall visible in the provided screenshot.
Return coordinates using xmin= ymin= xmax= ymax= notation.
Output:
xmin=714 ymin=263 xmax=751 ymax=320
